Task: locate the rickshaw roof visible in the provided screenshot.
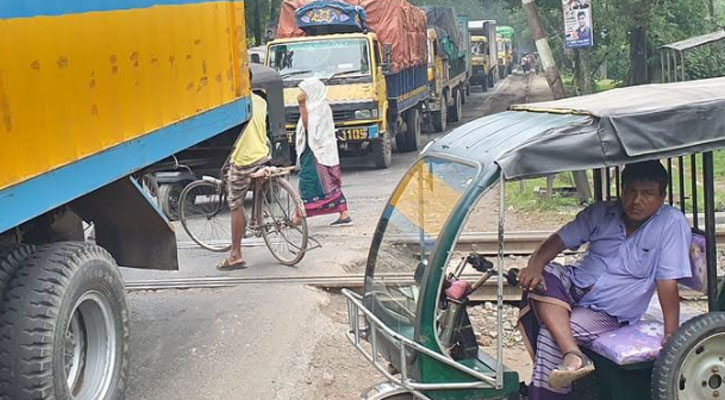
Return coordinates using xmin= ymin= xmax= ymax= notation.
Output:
xmin=424 ymin=77 xmax=725 ymax=181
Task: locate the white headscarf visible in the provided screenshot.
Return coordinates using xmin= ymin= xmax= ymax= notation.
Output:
xmin=295 ymin=78 xmax=339 ymax=166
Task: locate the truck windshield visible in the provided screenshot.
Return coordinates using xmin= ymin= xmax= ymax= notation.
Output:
xmin=268 ymin=39 xmax=371 ymax=82
xmin=365 ymin=157 xmax=477 ymax=333
xmin=471 ymin=40 xmax=487 ymax=56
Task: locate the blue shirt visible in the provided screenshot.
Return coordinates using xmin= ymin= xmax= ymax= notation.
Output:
xmin=557 ymin=201 xmax=692 ymax=324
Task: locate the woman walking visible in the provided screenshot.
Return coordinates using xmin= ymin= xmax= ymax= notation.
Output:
xmin=294 ymin=78 xmax=352 ymax=226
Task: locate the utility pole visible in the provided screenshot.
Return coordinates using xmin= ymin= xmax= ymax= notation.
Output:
xmin=521 ymin=0 xmax=566 ymax=99
xmin=522 ymin=0 xmax=591 ymax=202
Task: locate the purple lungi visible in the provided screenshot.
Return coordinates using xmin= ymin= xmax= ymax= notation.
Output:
xmin=516 ymin=263 xmax=622 ymax=399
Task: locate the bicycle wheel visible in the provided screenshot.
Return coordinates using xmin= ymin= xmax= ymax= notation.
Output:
xmin=257 ymin=177 xmax=308 ymax=266
xmin=179 ymin=180 xmax=232 ymax=252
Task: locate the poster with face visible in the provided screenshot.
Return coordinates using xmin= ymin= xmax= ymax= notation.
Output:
xmin=563 ymin=0 xmax=593 ymax=48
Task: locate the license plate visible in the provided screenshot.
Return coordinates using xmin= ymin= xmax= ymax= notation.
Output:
xmin=338 ymin=127 xmax=368 ymax=141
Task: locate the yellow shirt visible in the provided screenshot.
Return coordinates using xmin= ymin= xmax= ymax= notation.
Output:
xmin=231 ymin=93 xmax=271 ymax=167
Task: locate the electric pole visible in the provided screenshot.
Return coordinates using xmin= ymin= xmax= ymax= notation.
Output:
xmin=521 ymin=0 xmax=566 ymax=99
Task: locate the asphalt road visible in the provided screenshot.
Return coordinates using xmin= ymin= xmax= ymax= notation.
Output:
xmin=123 ymin=81 xmax=504 ymax=400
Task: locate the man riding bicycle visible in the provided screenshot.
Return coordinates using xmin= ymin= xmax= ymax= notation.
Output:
xmin=217 ymin=77 xmax=271 ymax=271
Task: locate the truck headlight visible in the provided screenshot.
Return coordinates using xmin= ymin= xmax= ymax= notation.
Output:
xmin=355 ymin=109 xmax=378 ymax=120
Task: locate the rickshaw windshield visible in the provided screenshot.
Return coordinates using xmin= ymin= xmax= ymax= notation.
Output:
xmin=367 ymin=157 xmax=478 ymax=331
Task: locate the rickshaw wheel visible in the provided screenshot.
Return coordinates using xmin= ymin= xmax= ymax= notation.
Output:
xmin=652 ymin=312 xmax=725 ymax=400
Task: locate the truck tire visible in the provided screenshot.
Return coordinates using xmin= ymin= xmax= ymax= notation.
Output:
xmin=652 ymin=312 xmax=725 ymax=400
xmin=482 ymin=79 xmax=488 ymax=92
xmin=448 ymin=89 xmax=462 ymax=123
xmin=401 ymin=108 xmax=421 ymax=152
xmin=372 ymin=132 xmax=392 ymax=169
xmin=499 ymin=66 xmax=505 ymax=79
xmin=158 ymin=182 xmax=185 ymax=221
xmin=0 ymin=245 xmax=35 ymax=308
xmin=431 ymin=93 xmax=448 ymax=133
xmin=0 ymin=242 xmax=129 ymax=400
xmin=488 ymin=70 xmax=495 ymax=88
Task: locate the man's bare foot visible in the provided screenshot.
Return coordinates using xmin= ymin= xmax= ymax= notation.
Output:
xmin=562 ymin=352 xmax=583 ymax=370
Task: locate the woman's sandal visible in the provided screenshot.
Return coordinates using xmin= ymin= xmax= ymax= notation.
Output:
xmin=548 ymin=350 xmax=595 ymax=389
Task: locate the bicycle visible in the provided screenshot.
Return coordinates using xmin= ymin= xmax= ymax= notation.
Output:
xmin=178 ymin=164 xmax=310 ymax=266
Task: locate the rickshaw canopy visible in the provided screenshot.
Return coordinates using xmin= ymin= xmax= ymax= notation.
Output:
xmin=423 ymin=77 xmax=725 ymax=181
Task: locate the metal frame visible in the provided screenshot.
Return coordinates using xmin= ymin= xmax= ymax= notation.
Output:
xmin=660 ymin=29 xmax=725 ymax=83
xmin=342 ymin=289 xmax=497 ymax=398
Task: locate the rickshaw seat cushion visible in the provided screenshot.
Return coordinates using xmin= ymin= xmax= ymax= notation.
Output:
xmin=587 ymin=321 xmax=665 ymax=365
xmin=679 ymin=231 xmax=707 ymax=292
xmin=587 ymin=300 xmax=702 ymax=366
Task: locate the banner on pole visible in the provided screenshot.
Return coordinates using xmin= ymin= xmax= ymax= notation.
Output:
xmin=563 ymin=0 xmax=593 ymax=48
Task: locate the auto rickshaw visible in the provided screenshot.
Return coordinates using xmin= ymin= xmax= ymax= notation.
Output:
xmin=343 ymin=77 xmax=725 ymax=399
xmin=144 ymin=64 xmax=291 ymax=219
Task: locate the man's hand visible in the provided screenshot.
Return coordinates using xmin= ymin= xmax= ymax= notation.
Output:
xmin=661 ymin=332 xmax=674 ymax=346
xmin=518 ymin=234 xmax=566 ymax=292
xmin=518 ymin=267 xmax=546 ymax=292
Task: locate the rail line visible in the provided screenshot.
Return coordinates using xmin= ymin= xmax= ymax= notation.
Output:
xmin=125 ymin=272 xmax=523 ymax=301
xmin=131 ymin=228 xmax=725 ymax=298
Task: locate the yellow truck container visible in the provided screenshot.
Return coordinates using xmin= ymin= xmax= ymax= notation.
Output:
xmin=0 ymin=1 xmax=251 ymax=398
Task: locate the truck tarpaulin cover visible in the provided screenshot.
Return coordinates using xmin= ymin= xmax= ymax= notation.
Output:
xmin=278 ymin=0 xmax=427 ymax=73
xmin=422 ymin=6 xmax=464 ymax=55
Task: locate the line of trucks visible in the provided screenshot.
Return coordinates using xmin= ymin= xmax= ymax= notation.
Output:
xmin=0 ymin=0 xmax=515 ymax=398
xmin=266 ymin=0 xmax=516 ymax=168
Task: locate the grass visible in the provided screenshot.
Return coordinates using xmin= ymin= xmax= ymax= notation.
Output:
xmin=505 ymin=153 xmax=725 ymax=215
xmin=593 ymin=79 xmax=618 ymax=93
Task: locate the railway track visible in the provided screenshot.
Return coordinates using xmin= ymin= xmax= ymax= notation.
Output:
xmin=132 ymin=228 xmax=725 ymax=297
xmin=125 ymin=272 xmax=523 ymax=301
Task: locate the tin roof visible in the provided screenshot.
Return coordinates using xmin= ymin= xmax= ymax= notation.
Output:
xmin=661 ymin=29 xmax=725 ymax=51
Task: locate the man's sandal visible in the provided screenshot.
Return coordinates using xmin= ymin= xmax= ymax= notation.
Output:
xmin=549 ymin=350 xmax=595 ymax=389
xmin=216 ymin=258 xmax=247 ymax=271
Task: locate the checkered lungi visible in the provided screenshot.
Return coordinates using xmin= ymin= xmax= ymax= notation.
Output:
xmin=226 ymin=158 xmax=267 ymax=211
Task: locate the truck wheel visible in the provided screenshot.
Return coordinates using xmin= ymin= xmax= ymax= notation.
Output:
xmin=488 ymin=71 xmax=495 ymax=88
xmin=448 ymin=89 xmax=463 ymax=123
xmin=466 ymin=84 xmax=471 ymax=97
xmin=431 ymin=93 xmax=448 ymax=133
xmin=482 ymin=80 xmax=488 ymax=92
xmin=652 ymin=312 xmax=725 ymax=400
xmin=499 ymin=66 xmax=505 ymax=79
xmin=0 ymin=245 xmax=35 ymax=308
xmin=0 ymin=242 xmax=129 ymax=400
xmin=401 ymin=108 xmax=421 ymax=152
xmin=372 ymin=132 xmax=392 ymax=169
xmin=158 ymin=182 xmax=185 ymax=221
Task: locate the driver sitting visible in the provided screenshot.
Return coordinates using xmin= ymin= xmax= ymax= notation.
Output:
xmin=516 ymin=160 xmax=692 ymax=399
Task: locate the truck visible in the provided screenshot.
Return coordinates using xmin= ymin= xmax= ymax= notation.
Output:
xmin=0 ymin=1 xmax=251 ymax=398
xmin=267 ymin=0 xmax=429 ymax=167
xmin=421 ymin=7 xmax=471 ymax=132
xmin=468 ymin=20 xmax=499 ymax=91
xmin=497 ymin=25 xmax=515 ymax=78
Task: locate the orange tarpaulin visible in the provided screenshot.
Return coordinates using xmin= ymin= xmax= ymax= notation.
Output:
xmin=277 ymin=0 xmax=427 ymax=73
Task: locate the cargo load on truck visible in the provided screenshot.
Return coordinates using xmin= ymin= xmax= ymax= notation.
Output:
xmin=271 ymin=0 xmax=430 ymax=168
xmin=422 ymin=7 xmax=466 ymax=66
xmin=278 ymin=0 xmax=427 ymax=73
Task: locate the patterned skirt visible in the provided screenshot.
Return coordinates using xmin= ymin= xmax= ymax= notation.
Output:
xmin=298 ymin=148 xmax=348 ymax=217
